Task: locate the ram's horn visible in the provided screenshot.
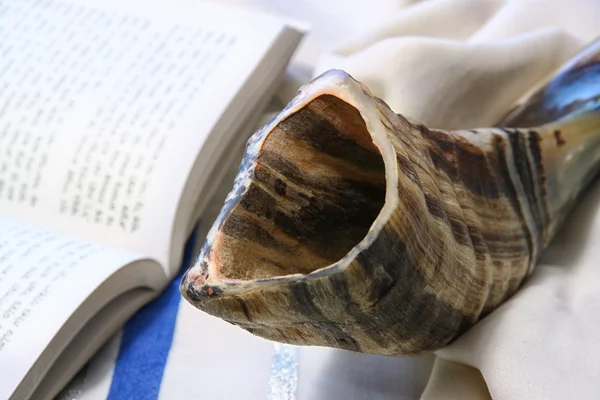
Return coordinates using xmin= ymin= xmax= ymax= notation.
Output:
xmin=180 ymin=40 xmax=600 ymax=356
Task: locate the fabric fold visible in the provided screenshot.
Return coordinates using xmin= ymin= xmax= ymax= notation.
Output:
xmin=313 ymin=0 xmax=596 ymax=130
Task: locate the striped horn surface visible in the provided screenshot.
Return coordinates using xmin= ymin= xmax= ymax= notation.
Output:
xmin=180 ymin=40 xmax=600 ymax=356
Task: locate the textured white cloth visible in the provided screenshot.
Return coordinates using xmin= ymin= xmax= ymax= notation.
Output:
xmin=62 ymin=1 xmax=600 ymax=399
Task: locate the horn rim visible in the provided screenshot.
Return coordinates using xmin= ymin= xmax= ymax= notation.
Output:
xmin=180 ymin=69 xmax=400 ymax=300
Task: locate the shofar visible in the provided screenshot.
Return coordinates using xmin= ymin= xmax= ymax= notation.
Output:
xmin=181 ymin=39 xmax=600 ymax=356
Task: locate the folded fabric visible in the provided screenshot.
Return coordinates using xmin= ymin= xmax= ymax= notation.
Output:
xmin=314 ymin=0 xmax=597 ymax=130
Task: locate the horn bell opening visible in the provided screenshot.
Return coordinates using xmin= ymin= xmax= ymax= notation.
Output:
xmin=214 ymin=94 xmax=387 ymax=281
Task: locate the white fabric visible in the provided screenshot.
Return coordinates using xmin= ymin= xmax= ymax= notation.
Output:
xmin=61 ymin=0 xmax=600 ymax=399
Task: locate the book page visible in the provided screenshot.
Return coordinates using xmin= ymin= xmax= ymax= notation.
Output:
xmin=0 ymin=0 xmax=289 ymax=269
xmin=0 ymin=215 xmax=158 ymax=400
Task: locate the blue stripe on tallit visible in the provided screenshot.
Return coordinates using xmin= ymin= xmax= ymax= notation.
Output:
xmin=107 ymin=225 xmax=198 ymax=400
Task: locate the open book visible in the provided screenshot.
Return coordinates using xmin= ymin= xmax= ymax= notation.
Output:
xmin=0 ymin=0 xmax=304 ymax=398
